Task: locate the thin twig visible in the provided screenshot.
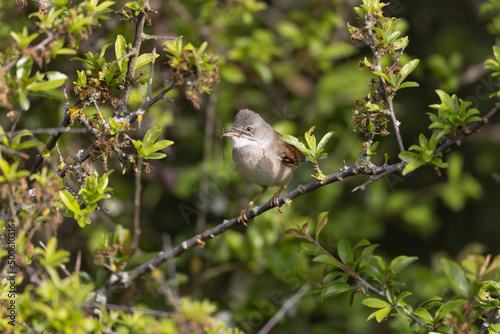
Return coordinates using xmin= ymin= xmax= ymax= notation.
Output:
xmin=195 ymin=91 xmax=218 ymax=233
xmin=258 ymin=285 xmax=310 ymax=334
xmin=85 ymin=301 xmax=173 ymax=318
xmin=131 ymin=158 xmax=143 ymax=251
xmin=1 ymin=127 xmax=88 ymax=137
xmin=118 ymin=0 xmax=149 ymax=113
xmin=0 ymin=144 xmax=30 ymax=159
xmin=365 ymin=18 xmax=405 ymax=153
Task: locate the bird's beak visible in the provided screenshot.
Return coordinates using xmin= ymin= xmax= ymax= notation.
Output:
xmin=223 ymin=128 xmax=255 ymax=140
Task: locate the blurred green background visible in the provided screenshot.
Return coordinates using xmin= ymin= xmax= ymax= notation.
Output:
xmin=2 ymin=0 xmax=500 ymax=332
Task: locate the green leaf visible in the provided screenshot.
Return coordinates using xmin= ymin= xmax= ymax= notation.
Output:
xmin=338 ymin=239 xmax=351 ymax=263
xmin=373 ymin=71 xmax=391 ymax=83
xmin=144 ymin=152 xmax=167 ymax=160
xmin=398 ymin=59 xmax=420 ymax=83
xmin=135 ymin=53 xmax=154 ymax=69
xmin=397 ymin=81 xmax=419 ymax=89
xmin=321 ymin=282 xmax=353 ymax=299
xmin=59 ymin=190 xmax=80 ymax=215
xmin=27 ymin=72 xmax=68 ymax=91
xmin=374 ymin=307 xmax=391 ymax=323
xmin=115 ymin=34 xmax=127 ymax=72
xmin=441 ymin=259 xmax=471 ymax=298
xmin=152 ymin=139 xmax=174 ymax=152
xmin=315 ymin=212 xmax=329 ymax=240
xmin=312 ymin=254 xmax=343 ymax=270
xmin=316 ymin=131 xmax=335 ymax=153
xmin=281 ymin=135 xmax=307 ymax=151
xmin=434 ymin=299 xmax=467 ymax=323
xmin=390 ymin=256 xmax=418 ymax=274
xmin=402 ymin=161 xmax=425 ymax=176
xmin=362 ymin=298 xmax=391 ymax=309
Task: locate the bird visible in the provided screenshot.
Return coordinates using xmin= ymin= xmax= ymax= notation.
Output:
xmin=223 ymin=109 xmax=305 ymax=225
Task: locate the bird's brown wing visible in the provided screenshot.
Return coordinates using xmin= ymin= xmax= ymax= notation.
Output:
xmin=274 ymin=130 xmax=306 ymax=166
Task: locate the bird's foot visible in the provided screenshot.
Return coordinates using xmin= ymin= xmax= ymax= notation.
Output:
xmin=272 ymin=186 xmax=286 ymax=213
xmin=238 ymin=209 xmax=251 ymax=227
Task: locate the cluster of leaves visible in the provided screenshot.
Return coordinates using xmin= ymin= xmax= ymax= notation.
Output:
xmin=348 ymin=0 xmax=419 ymax=139
xmin=59 ymin=170 xmax=113 ymax=227
xmin=286 ymin=213 xmax=500 ymax=333
xmin=399 ymin=88 xmax=483 ymax=176
xmin=72 ymin=34 xmax=154 ymax=106
xmin=164 ymin=39 xmax=220 ymax=109
xmin=0 ymin=0 xmax=114 ymax=111
xmin=282 ymin=127 xmax=334 ymax=183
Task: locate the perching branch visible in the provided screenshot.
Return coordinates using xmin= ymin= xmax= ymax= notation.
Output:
xmin=99 ymin=100 xmax=500 ymax=296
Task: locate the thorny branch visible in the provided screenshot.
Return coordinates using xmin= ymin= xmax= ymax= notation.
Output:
xmin=97 ymin=101 xmax=500 ymax=306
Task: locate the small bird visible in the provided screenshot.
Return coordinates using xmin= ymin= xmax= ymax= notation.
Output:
xmin=223 ymin=109 xmax=305 ymax=225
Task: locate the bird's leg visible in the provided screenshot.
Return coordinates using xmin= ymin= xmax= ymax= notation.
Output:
xmin=238 ymin=186 xmax=268 ymax=226
xmin=272 ymin=185 xmax=286 ymax=213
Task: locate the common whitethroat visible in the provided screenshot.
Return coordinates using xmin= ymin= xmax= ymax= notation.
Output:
xmin=223 ymin=109 xmax=305 ymax=225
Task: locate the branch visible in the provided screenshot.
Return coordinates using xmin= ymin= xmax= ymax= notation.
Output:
xmin=131 ymin=158 xmax=143 ymax=251
xmin=117 ymin=0 xmax=150 ymax=113
xmin=100 ymin=162 xmax=398 ymax=293
xmin=258 ymin=284 xmax=310 ymax=334
xmin=364 ymin=17 xmax=405 ymax=153
xmin=85 ymin=301 xmax=173 ymax=318
xmin=478 ymin=307 xmax=500 ymax=334
xmin=99 ymin=99 xmax=500 ymax=295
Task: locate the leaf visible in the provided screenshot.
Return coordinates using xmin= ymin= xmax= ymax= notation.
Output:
xmin=321 ymin=282 xmax=353 ymax=299
xmin=390 ymin=256 xmax=418 ymax=274
xmin=281 ymin=135 xmax=307 ymax=151
xmin=59 ymin=190 xmax=80 ymax=215
xmin=152 ymin=139 xmax=174 ymax=152
xmin=312 ymin=254 xmax=344 ymax=270
xmin=115 ymin=35 xmax=127 ymax=72
xmin=398 ymin=59 xmax=420 ymax=83
xmin=315 ymin=212 xmax=329 ymax=240
xmin=375 ymin=307 xmax=391 ymax=323
xmin=434 ymin=299 xmax=467 ymax=322
xmin=338 ymin=239 xmax=351 ymax=263
xmin=284 ymin=229 xmax=305 ymax=239
xmin=402 ymin=161 xmax=425 ymax=176
xmin=398 ymin=81 xmax=419 ymax=89
xmin=144 ymin=152 xmax=167 ymax=160
xmin=316 ymin=131 xmax=335 ymax=153
xmin=362 ymin=298 xmax=391 ymax=309
xmin=373 ymin=71 xmax=391 ymax=83
xmin=27 ymin=72 xmax=67 ymax=91
xmin=135 ymin=53 xmax=154 ymax=69
xmin=441 ymin=258 xmax=471 ymax=298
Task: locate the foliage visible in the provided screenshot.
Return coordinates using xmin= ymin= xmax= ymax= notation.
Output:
xmin=0 ymin=0 xmax=500 ymax=333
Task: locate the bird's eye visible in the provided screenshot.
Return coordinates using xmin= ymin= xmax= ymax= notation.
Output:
xmin=245 ymin=126 xmax=253 ymax=132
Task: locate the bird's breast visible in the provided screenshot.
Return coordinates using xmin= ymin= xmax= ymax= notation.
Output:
xmin=232 ymin=145 xmax=297 ymax=187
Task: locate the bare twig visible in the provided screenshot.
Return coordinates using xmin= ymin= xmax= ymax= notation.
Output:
xmin=85 ymin=301 xmax=173 ymax=318
xmin=131 ymin=158 xmax=143 ymax=251
xmin=118 ymin=0 xmax=150 ymax=113
xmin=258 ymin=285 xmax=310 ymax=334
xmin=0 ymin=144 xmax=30 ymax=159
xmin=195 ymin=91 xmax=218 ymax=233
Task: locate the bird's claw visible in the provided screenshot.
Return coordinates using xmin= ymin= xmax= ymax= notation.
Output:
xmin=238 ymin=210 xmax=251 ymax=227
xmin=272 ymin=193 xmax=282 ymax=213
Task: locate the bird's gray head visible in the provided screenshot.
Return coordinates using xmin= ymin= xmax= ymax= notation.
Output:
xmin=223 ymin=109 xmax=274 ymax=147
